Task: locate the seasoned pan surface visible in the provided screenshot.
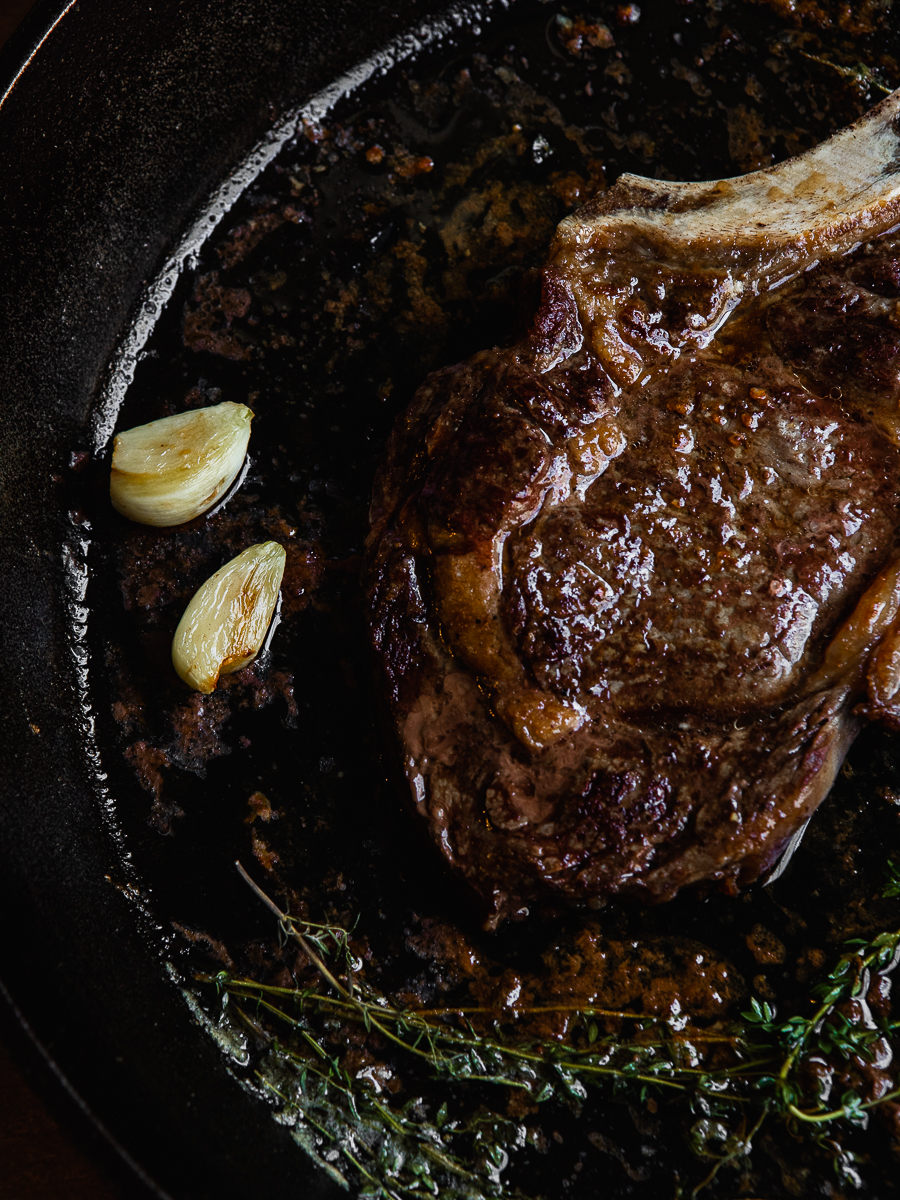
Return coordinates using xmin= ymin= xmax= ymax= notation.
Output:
xmin=4 ymin=1 xmax=900 ymax=1196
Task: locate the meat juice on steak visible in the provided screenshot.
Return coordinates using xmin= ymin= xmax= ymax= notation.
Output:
xmin=366 ymin=91 xmax=900 ymax=926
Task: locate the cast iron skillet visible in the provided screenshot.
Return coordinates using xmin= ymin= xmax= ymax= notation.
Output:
xmin=0 ymin=1 xmax=477 ymax=1195
xmin=4 ymin=1 xmax=900 ymax=1196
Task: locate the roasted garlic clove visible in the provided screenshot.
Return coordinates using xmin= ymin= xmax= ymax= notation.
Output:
xmin=172 ymin=542 xmax=286 ymax=693
xmin=110 ymin=401 xmax=252 ymax=526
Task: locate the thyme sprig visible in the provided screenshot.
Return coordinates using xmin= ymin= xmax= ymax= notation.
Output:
xmin=798 ymin=51 xmax=895 ymax=94
xmin=232 ymin=864 xmax=744 ymax=1096
xmin=185 ymin=861 xmax=900 ymax=1198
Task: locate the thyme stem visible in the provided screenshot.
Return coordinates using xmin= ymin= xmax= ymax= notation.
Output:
xmin=214 ymin=860 xmax=900 ymax=1200
xmin=788 ymin=1085 xmax=900 ymax=1124
xmin=236 ymin=861 xmax=351 ymax=1001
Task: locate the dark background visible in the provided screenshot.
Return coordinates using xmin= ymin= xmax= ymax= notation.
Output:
xmin=0 ymin=11 xmax=136 ymax=1200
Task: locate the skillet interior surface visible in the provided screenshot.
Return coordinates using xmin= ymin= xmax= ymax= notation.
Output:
xmin=4 ymin=1 xmax=900 ymax=1197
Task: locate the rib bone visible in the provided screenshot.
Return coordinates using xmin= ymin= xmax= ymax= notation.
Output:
xmin=545 ymin=90 xmax=900 ymax=385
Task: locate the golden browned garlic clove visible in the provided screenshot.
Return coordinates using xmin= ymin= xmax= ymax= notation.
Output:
xmin=172 ymin=542 xmax=286 ymax=693
xmin=110 ymin=401 xmax=252 ymax=526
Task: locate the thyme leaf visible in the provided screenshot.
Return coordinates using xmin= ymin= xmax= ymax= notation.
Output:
xmin=183 ymin=862 xmax=900 ymax=1198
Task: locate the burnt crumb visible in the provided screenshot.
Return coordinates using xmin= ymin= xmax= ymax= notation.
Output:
xmin=109 ymin=654 xmax=152 ymax=737
xmin=406 ymin=919 xmax=486 ymax=988
xmin=123 ymin=739 xmax=184 ymax=834
xmin=245 ymin=791 xmax=278 ymax=823
xmin=794 ymin=944 xmax=827 ymax=983
xmin=389 ymin=152 xmax=434 ymax=180
xmin=752 ymin=972 xmax=778 ymax=1001
xmin=183 ymin=272 xmax=253 ymax=360
xmin=181 ymin=379 xmax=223 ymax=411
xmin=406 ymin=78 xmax=452 ymax=127
xmin=217 ymin=204 xmax=287 ymax=270
xmin=172 ymin=923 xmax=235 ymax=970
xmin=752 ymin=0 xmax=893 ymax=37
xmin=726 ymin=102 xmax=775 ymax=170
xmin=123 ymin=738 xmax=168 ymax=796
xmin=117 ymin=666 xmax=301 ymax=824
xmin=406 ymin=914 xmax=745 ymax=1045
xmin=534 ymin=929 xmax=744 ymax=1027
xmin=553 ymin=15 xmax=615 ymax=59
xmin=250 ymin=827 xmax=280 ymax=873
xmin=547 ymin=162 xmax=606 ymax=209
xmin=228 ymin=665 xmax=299 ymax=720
xmin=168 ymin=689 xmax=232 ymax=767
xmin=746 ymin=923 xmax=787 ymax=965
xmin=614 ymin=5 xmax=641 ymax=25
xmin=507 ymin=1089 xmax=539 ymax=1119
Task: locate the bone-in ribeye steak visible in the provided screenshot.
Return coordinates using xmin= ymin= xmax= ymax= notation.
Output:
xmin=366 ymin=92 xmax=900 ymax=926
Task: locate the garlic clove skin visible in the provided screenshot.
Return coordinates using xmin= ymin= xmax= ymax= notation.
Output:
xmin=172 ymin=541 xmax=286 ymax=693
xmin=110 ymin=401 xmax=252 ymax=526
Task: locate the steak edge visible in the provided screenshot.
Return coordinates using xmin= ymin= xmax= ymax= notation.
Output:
xmin=366 ymin=92 xmax=900 ymax=926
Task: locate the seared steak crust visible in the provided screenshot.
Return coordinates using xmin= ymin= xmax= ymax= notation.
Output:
xmin=366 ymin=104 xmax=900 ymax=926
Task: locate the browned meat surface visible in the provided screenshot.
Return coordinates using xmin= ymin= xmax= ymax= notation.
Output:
xmin=365 ymin=92 xmax=900 ymax=926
